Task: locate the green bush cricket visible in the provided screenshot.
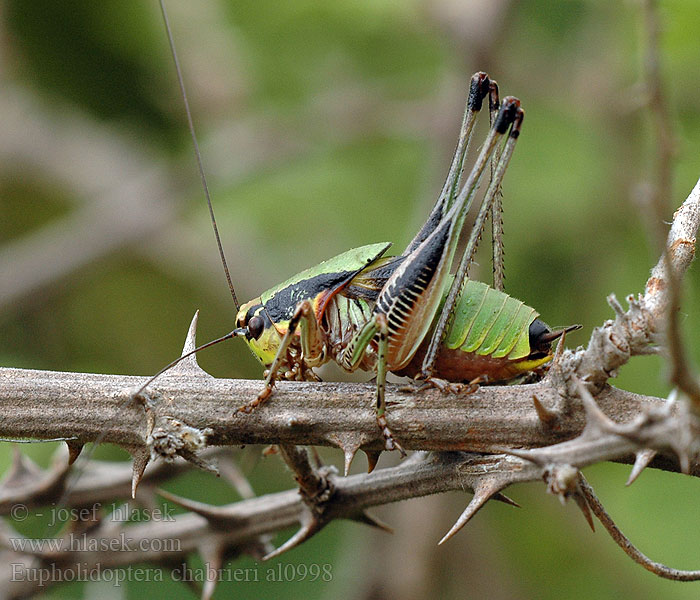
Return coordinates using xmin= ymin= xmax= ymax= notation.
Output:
xmin=226 ymin=74 xmax=578 ymax=455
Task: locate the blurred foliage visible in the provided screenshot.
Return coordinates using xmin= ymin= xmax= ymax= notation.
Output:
xmin=2 ymin=0 xmax=700 ymax=598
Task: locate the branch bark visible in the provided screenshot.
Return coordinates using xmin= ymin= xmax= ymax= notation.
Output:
xmin=0 ymin=366 xmax=683 ymax=463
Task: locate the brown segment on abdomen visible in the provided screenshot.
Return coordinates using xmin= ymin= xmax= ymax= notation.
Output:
xmin=395 ymin=338 xmax=534 ymax=383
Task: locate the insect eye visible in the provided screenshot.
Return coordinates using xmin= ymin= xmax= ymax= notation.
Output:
xmin=247 ymin=315 xmax=264 ymax=340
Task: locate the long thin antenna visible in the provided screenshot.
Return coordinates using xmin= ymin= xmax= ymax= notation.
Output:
xmin=159 ymin=0 xmax=240 ymax=311
xmin=134 ymin=329 xmax=240 ymax=397
xmin=42 ymin=1 xmax=243 ymax=533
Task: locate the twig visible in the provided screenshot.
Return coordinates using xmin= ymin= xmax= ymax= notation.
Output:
xmin=639 ymin=0 xmax=700 ymax=407
xmin=579 ymin=475 xmax=700 ymax=580
xmin=0 ymin=453 xmax=518 ymax=599
xmin=560 ymin=177 xmax=700 ymax=392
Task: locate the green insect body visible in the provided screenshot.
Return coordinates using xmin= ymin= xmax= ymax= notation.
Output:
xmin=239 ymin=251 xmax=551 ymax=380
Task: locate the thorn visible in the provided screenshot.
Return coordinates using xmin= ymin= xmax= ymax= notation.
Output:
xmin=607 ymin=293 xmax=626 ymax=317
xmin=675 ymin=445 xmax=691 ymax=475
xmin=666 ymin=388 xmax=679 ymax=407
xmin=364 ymin=450 xmax=382 ymax=473
xmin=326 ymin=433 xmax=365 ymax=476
xmin=493 ymin=492 xmax=520 ymax=508
xmin=168 ymin=310 xmax=211 ymax=377
xmin=262 ymin=514 xmax=320 ymax=561
xmin=65 ymin=440 xmax=84 ymax=465
xmin=552 ymin=334 xmax=566 ymax=364
xmin=179 ymin=448 xmax=220 ymax=476
xmin=548 ymin=325 xmax=582 ymax=364
xmin=343 ymin=448 xmax=356 ymax=477
xmin=199 ymin=540 xmax=225 ymax=600
xmin=246 ymin=535 xmax=277 ymax=562
xmin=342 ymin=443 xmax=361 ymax=477
xmin=532 ymin=395 xmax=558 ymax=428
xmin=201 ymin=572 xmax=219 ymax=600
xmin=131 ymin=447 xmax=150 ymax=498
xmin=351 ymin=510 xmax=393 ymax=533
xmin=157 ymin=489 xmax=240 ymax=526
xmin=572 ymin=481 xmax=595 ymax=532
xmin=438 ymin=481 xmax=506 ymax=545
xmin=11 ymin=445 xmax=31 ymax=470
xmin=157 ymin=488 xmax=206 ymax=511
xmin=1 ymin=447 xmax=42 ymax=489
xmin=626 ymin=449 xmax=657 ymax=486
xmin=183 ymin=310 xmax=199 ymax=354
xmin=576 ymin=380 xmax=616 ymax=435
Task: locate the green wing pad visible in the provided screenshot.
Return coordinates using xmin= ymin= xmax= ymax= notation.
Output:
xmin=261 ymin=242 xmax=391 ymax=304
xmin=443 ymin=279 xmax=539 ymax=360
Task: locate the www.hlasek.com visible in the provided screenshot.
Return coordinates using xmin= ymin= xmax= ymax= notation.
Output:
xmin=9 ymin=532 xmax=181 ymax=554
xmin=11 ymin=562 xmax=334 ymax=587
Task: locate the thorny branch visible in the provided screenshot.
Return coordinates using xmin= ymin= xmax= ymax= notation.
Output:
xmin=639 ymin=0 xmax=700 ymax=409
xmin=0 ymin=176 xmax=699 ymax=598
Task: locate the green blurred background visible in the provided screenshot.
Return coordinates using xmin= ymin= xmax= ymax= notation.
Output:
xmin=2 ymin=0 xmax=700 ymax=598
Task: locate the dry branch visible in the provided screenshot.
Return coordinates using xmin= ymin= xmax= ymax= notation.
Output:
xmin=0 ymin=366 xmax=674 ymax=456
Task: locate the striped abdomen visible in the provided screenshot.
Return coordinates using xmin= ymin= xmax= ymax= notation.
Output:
xmin=397 ymin=280 xmax=552 ymax=383
xmin=444 ymin=280 xmax=537 ymax=359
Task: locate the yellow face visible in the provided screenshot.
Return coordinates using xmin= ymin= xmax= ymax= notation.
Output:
xmin=236 ymin=298 xmax=284 ymax=367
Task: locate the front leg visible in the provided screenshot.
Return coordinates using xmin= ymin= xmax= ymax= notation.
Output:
xmin=238 ymin=299 xmax=326 ymax=413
